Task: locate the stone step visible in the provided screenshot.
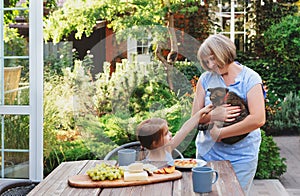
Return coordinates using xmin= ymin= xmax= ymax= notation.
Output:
xmin=250 ymin=179 xmax=289 ymax=196
xmin=286 ymin=189 xmax=300 ymax=196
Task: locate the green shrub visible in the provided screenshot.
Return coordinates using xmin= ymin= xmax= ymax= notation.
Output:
xmin=44 ymin=42 xmax=77 ymax=77
xmin=43 ymin=59 xmax=96 ymax=172
xmin=93 ymin=60 xmax=166 ymax=116
xmin=270 ymin=91 xmax=300 ymax=134
xmin=173 ymin=60 xmax=202 ymax=81
xmin=246 ymin=0 xmax=298 ymax=57
xmin=173 ymin=60 xmax=203 ymax=96
xmin=263 ymin=15 xmax=300 ymax=72
xmin=243 ymin=56 xmax=298 ymax=108
xmin=43 ymin=140 xmax=97 ymax=177
xmin=255 ymin=130 xmax=287 ymax=179
xmin=130 ymin=81 xmax=178 ymax=116
xmin=98 ymin=113 xmax=142 ymax=145
xmin=242 ymin=57 xmax=299 ymax=135
xmin=93 ymin=60 xmax=192 ymax=117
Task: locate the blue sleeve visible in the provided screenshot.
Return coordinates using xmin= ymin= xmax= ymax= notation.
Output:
xmin=199 ymin=71 xmax=209 ymax=90
xmin=245 ymin=69 xmax=266 ymax=99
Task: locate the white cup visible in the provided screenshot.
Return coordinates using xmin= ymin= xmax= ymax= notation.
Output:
xmin=118 ymin=149 xmax=136 ymax=166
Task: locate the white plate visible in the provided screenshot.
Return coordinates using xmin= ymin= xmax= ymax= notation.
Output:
xmin=174 ymin=158 xmax=207 ymax=169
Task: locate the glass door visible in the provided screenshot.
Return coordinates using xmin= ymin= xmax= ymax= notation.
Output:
xmin=0 ymin=0 xmax=43 ymax=181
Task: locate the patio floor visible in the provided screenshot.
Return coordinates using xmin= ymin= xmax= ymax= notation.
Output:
xmin=250 ymin=136 xmax=300 ymax=196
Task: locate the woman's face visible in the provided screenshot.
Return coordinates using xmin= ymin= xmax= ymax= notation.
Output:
xmin=203 ymin=55 xmax=225 ymax=74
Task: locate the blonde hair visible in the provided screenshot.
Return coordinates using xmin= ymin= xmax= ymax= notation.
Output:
xmin=197 ymin=34 xmax=236 ymax=71
xmin=136 ymin=118 xmax=167 ymax=150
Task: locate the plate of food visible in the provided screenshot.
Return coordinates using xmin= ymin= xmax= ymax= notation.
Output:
xmin=174 ymin=158 xmax=207 ymax=169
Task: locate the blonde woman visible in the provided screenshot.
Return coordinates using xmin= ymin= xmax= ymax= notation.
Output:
xmin=192 ymin=34 xmax=266 ymax=195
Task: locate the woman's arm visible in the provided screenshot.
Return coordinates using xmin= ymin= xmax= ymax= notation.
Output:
xmin=211 ymin=84 xmax=266 ymax=141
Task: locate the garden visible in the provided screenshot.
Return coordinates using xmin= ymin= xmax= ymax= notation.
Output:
xmin=3 ymin=0 xmax=300 ymax=180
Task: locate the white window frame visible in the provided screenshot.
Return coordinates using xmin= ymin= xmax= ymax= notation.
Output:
xmin=213 ymin=0 xmax=247 ymax=51
xmin=127 ymin=36 xmax=152 ymax=64
xmin=0 ymin=0 xmax=43 ymax=181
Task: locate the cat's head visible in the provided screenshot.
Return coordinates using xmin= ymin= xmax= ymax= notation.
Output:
xmin=208 ymin=87 xmax=229 ymax=106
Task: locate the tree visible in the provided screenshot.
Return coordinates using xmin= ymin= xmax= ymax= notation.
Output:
xmin=43 ymin=0 xmax=208 ymax=90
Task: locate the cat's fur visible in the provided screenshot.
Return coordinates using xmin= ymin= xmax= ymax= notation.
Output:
xmin=208 ymin=87 xmax=249 ymax=144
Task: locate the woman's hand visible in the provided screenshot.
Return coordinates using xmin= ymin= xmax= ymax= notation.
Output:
xmin=210 ymin=104 xmax=241 ymax=122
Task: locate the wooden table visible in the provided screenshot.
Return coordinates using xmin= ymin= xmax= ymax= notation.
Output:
xmin=28 ymin=160 xmax=244 ymax=196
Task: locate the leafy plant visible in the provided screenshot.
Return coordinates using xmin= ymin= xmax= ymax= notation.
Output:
xmin=263 ymin=15 xmax=300 ymax=72
xmin=270 ymin=91 xmax=300 ymax=134
xmin=43 ymin=59 xmax=95 ymax=167
xmin=174 ymin=60 xmax=203 ymax=82
xmin=129 ymin=81 xmax=178 ymax=116
xmin=43 ymin=139 xmax=97 ymax=177
xmin=44 ymin=41 xmax=78 ymax=77
xmin=246 ymin=0 xmax=298 ymax=57
xmin=93 ymin=60 xmax=170 ymax=116
xmin=255 ymin=130 xmax=287 ymax=179
xmin=3 ymin=25 xmax=28 ymax=69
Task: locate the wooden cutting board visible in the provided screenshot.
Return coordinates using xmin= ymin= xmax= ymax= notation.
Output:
xmin=68 ymin=170 xmax=182 ymax=188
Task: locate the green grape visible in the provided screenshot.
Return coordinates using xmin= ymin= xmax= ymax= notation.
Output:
xmin=100 ymin=176 xmax=106 ymax=181
xmin=108 ymin=176 xmax=114 ymax=181
xmin=87 ymin=163 xmax=124 ymax=181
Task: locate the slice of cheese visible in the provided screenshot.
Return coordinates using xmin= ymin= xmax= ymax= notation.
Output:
xmin=124 ymin=171 xmax=148 ymax=182
xmin=128 ymin=162 xmax=143 ymax=173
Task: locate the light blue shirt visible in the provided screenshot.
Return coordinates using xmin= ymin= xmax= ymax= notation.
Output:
xmin=143 ymin=149 xmax=174 ymax=162
xmin=196 ymin=62 xmax=265 ymax=164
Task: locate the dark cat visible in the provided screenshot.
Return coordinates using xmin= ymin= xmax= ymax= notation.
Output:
xmin=208 ymin=87 xmax=249 ymax=144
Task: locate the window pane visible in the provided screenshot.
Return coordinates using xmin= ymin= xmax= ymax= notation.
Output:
xmin=2 ymin=152 xmax=29 ymax=179
xmin=4 ymin=7 xmax=29 ymax=57
xmin=0 ymin=114 xmax=29 ymax=178
xmin=4 ymin=115 xmax=29 ymax=149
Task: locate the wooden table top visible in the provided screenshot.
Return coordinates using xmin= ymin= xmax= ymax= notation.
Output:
xmin=28 ymin=160 xmax=244 ymax=196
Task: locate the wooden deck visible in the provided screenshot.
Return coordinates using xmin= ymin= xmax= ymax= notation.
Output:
xmin=250 ymin=136 xmax=300 ymax=196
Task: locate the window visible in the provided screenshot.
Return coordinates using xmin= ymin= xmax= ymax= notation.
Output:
xmin=0 ymin=1 xmax=43 ymax=181
xmin=136 ymin=39 xmax=151 ymax=55
xmin=127 ymin=36 xmax=152 ymax=64
xmin=210 ymin=0 xmax=249 ymax=51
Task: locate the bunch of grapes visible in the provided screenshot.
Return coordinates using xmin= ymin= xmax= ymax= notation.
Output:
xmin=86 ymin=163 xmax=124 ymax=181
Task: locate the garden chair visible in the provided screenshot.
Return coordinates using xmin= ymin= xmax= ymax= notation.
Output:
xmin=3 ymin=66 xmax=29 ymax=104
xmin=4 ymin=66 xmax=22 ymax=104
xmin=104 ymin=141 xmax=184 ymax=161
